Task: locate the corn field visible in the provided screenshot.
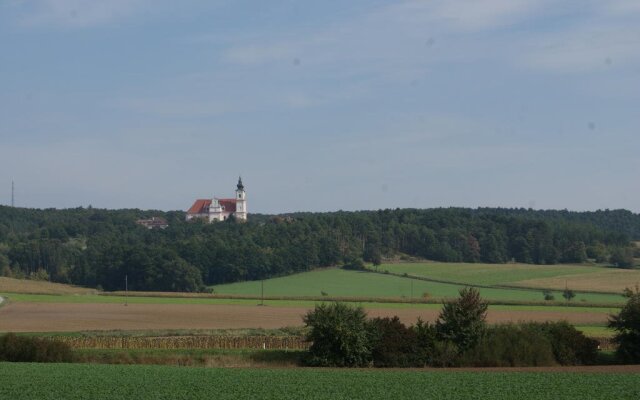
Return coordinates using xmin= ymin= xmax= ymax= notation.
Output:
xmin=49 ymin=335 xmax=613 ymax=352
xmin=52 ymin=335 xmax=310 ymax=350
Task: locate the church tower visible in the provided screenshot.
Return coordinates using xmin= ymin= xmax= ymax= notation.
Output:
xmin=235 ymin=176 xmax=247 ymax=221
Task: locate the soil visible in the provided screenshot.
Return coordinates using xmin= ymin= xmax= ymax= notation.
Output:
xmin=0 ymin=302 xmax=612 ymax=333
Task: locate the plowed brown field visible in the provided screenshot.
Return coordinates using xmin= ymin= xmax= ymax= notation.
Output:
xmin=0 ymin=302 xmax=612 ymax=332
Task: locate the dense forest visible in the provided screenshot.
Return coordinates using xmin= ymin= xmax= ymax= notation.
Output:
xmin=0 ymin=206 xmax=638 ymax=292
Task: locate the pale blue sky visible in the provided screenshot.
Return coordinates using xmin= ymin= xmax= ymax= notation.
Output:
xmin=1 ymin=0 xmax=639 ymax=213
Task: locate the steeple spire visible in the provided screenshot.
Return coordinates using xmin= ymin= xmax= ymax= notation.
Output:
xmin=237 ymin=176 xmax=244 ymax=191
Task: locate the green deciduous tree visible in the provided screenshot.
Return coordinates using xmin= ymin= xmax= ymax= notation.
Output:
xmin=610 ymin=247 xmax=635 ymax=269
xmin=562 ymin=288 xmax=576 ymax=302
xmin=303 ymin=302 xmax=373 ymax=367
xmin=609 ymin=286 xmax=640 ymax=363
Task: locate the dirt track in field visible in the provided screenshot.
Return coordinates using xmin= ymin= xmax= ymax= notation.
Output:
xmin=0 ymin=302 xmax=613 ymax=332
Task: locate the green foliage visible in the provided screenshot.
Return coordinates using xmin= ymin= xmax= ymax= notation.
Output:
xmin=609 ymin=287 xmax=640 ymax=363
xmin=436 ymin=287 xmax=488 ymax=352
xmin=543 ymin=290 xmax=555 ymax=301
xmin=463 ymin=322 xmax=598 ymax=367
xmin=587 ymin=243 xmax=609 ymax=263
xmin=462 ymin=324 xmax=556 ymax=367
xmin=303 ymin=302 xmax=373 ymax=367
xmin=522 ymin=322 xmax=599 ymax=365
xmin=342 ymin=258 xmax=366 ymax=271
xmin=369 ymin=317 xmax=421 ymax=367
xmin=0 ymin=205 xmax=637 ymax=292
xmin=31 ymin=268 xmax=50 ymax=281
xmin=610 ymin=247 xmax=635 ymax=268
xmin=0 ymin=333 xmax=72 ymax=363
xmin=563 ymin=288 xmax=576 ymax=302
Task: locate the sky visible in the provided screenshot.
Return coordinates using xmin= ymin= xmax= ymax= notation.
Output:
xmin=1 ymin=0 xmax=639 ymax=214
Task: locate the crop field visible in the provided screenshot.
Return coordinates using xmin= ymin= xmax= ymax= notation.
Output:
xmin=377 ymin=262 xmax=640 ymax=294
xmin=0 ymin=266 xmax=624 ymax=334
xmin=1 ymin=363 xmax=639 ymax=400
xmin=512 ymin=270 xmax=640 ymax=293
xmin=0 ymin=301 xmax=615 ymax=333
xmin=212 ymin=267 xmax=625 ymax=304
xmin=377 ymin=262 xmax=602 ymax=286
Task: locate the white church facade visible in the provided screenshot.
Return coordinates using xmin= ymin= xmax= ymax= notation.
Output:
xmin=186 ymin=177 xmax=247 ymax=222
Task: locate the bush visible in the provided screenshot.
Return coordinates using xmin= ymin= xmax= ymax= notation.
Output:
xmin=462 ymin=324 xmax=556 ymax=367
xmin=0 ymin=333 xmax=72 ymax=363
xmin=429 ymin=341 xmax=460 ymax=367
xmin=31 ymin=268 xmax=50 ymax=281
xmin=436 ymin=287 xmax=488 ymax=352
xmin=303 ymin=302 xmax=373 ymax=367
xmin=342 ymin=258 xmax=366 ymax=271
xmin=523 ymin=322 xmax=598 ymax=365
xmin=609 ymin=287 xmax=640 ymax=363
xmin=543 ymin=290 xmax=555 ymax=301
xmin=460 ymin=322 xmax=596 ymax=367
xmin=562 ymin=288 xmax=576 ymax=302
xmin=369 ymin=317 xmax=421 ymax=367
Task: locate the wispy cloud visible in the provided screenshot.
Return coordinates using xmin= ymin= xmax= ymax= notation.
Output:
xmin=220 ymin=0 xmax=547 ymax=75
xmin=388 ymin=0 xmax=547 ymax=32
xmin=518 ymin=24 xmax=640 ymax=73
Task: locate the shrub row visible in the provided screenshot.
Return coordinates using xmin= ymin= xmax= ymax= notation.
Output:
xmin=303 ymin=299 xmax=599 ymax=368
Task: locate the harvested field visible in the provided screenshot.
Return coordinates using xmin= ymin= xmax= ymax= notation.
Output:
xmin=0 ymin=302 xmax=612 ymax=332
xmin=512 ymin=269 xmax=640 ymax=294
xmin=0 ymin=277 xmax=96 ymax=295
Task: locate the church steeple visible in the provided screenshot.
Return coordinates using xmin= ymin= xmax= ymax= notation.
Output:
xmin=235 ymin=176 xmax=247 ymax=221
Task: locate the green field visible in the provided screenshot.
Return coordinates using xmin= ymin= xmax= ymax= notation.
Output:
xmin=1 ymin=363 xmax=639 ymax=400
xmin=574 ymin=325 xmax=615 ymax=338
xmin=212 ymin=268 xmax=625 ymax=304
xmin=378 ymin=262 xmax=603 ymax=286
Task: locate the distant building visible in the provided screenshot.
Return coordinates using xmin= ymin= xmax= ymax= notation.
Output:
xmin=136 ymin=217 xmax=169 ymax=230
xmin=186 ymin=177 xmax=247 ymax=222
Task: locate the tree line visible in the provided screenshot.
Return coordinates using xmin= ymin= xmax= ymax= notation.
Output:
xmin=303 ymin=287 xmax=640 ymax=367
xmin=303 ymin=290 xmax=600 ymax=367
xmin=0 ymin=205 xmax=638 ymax=292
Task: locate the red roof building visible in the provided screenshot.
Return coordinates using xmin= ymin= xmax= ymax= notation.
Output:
xmin=186 ymin=178 xmax=247 ymax=222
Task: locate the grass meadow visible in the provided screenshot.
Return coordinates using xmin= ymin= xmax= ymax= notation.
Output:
xmin=211 ymin=267 xmax=625 ymax=304
xmin=377 ymin=262 xmax=640 ymax=294
xmin=377 ymin=262 xmax=602 ymax=285
xmin=1 ymin=363 xmax=639 ymax=400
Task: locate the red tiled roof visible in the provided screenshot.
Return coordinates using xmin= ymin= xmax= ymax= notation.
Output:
xmin=218 ymin=199 xmax=237 ymax=213
xmin=187 ymin=199 xmax=212 ymax=214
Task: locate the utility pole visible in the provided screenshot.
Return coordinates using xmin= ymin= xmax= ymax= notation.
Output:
xmin=11 ymin=180 xmax=14 ymax=207
xmin=125 ymin=274 xmax=128 ymax=306
xmin=260 ymin=279 xmax=264 ymax=306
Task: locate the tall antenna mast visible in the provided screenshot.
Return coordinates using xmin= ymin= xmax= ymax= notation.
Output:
xmin=11 ymin=180 xmax=14 ymax=207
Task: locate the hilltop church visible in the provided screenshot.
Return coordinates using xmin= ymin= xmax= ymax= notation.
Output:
xmin=186 ymin=177 xmax=247 ymax=222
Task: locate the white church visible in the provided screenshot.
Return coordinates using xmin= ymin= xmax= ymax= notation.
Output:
xmin=186 ymin=177 xmax=247 ymax=222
